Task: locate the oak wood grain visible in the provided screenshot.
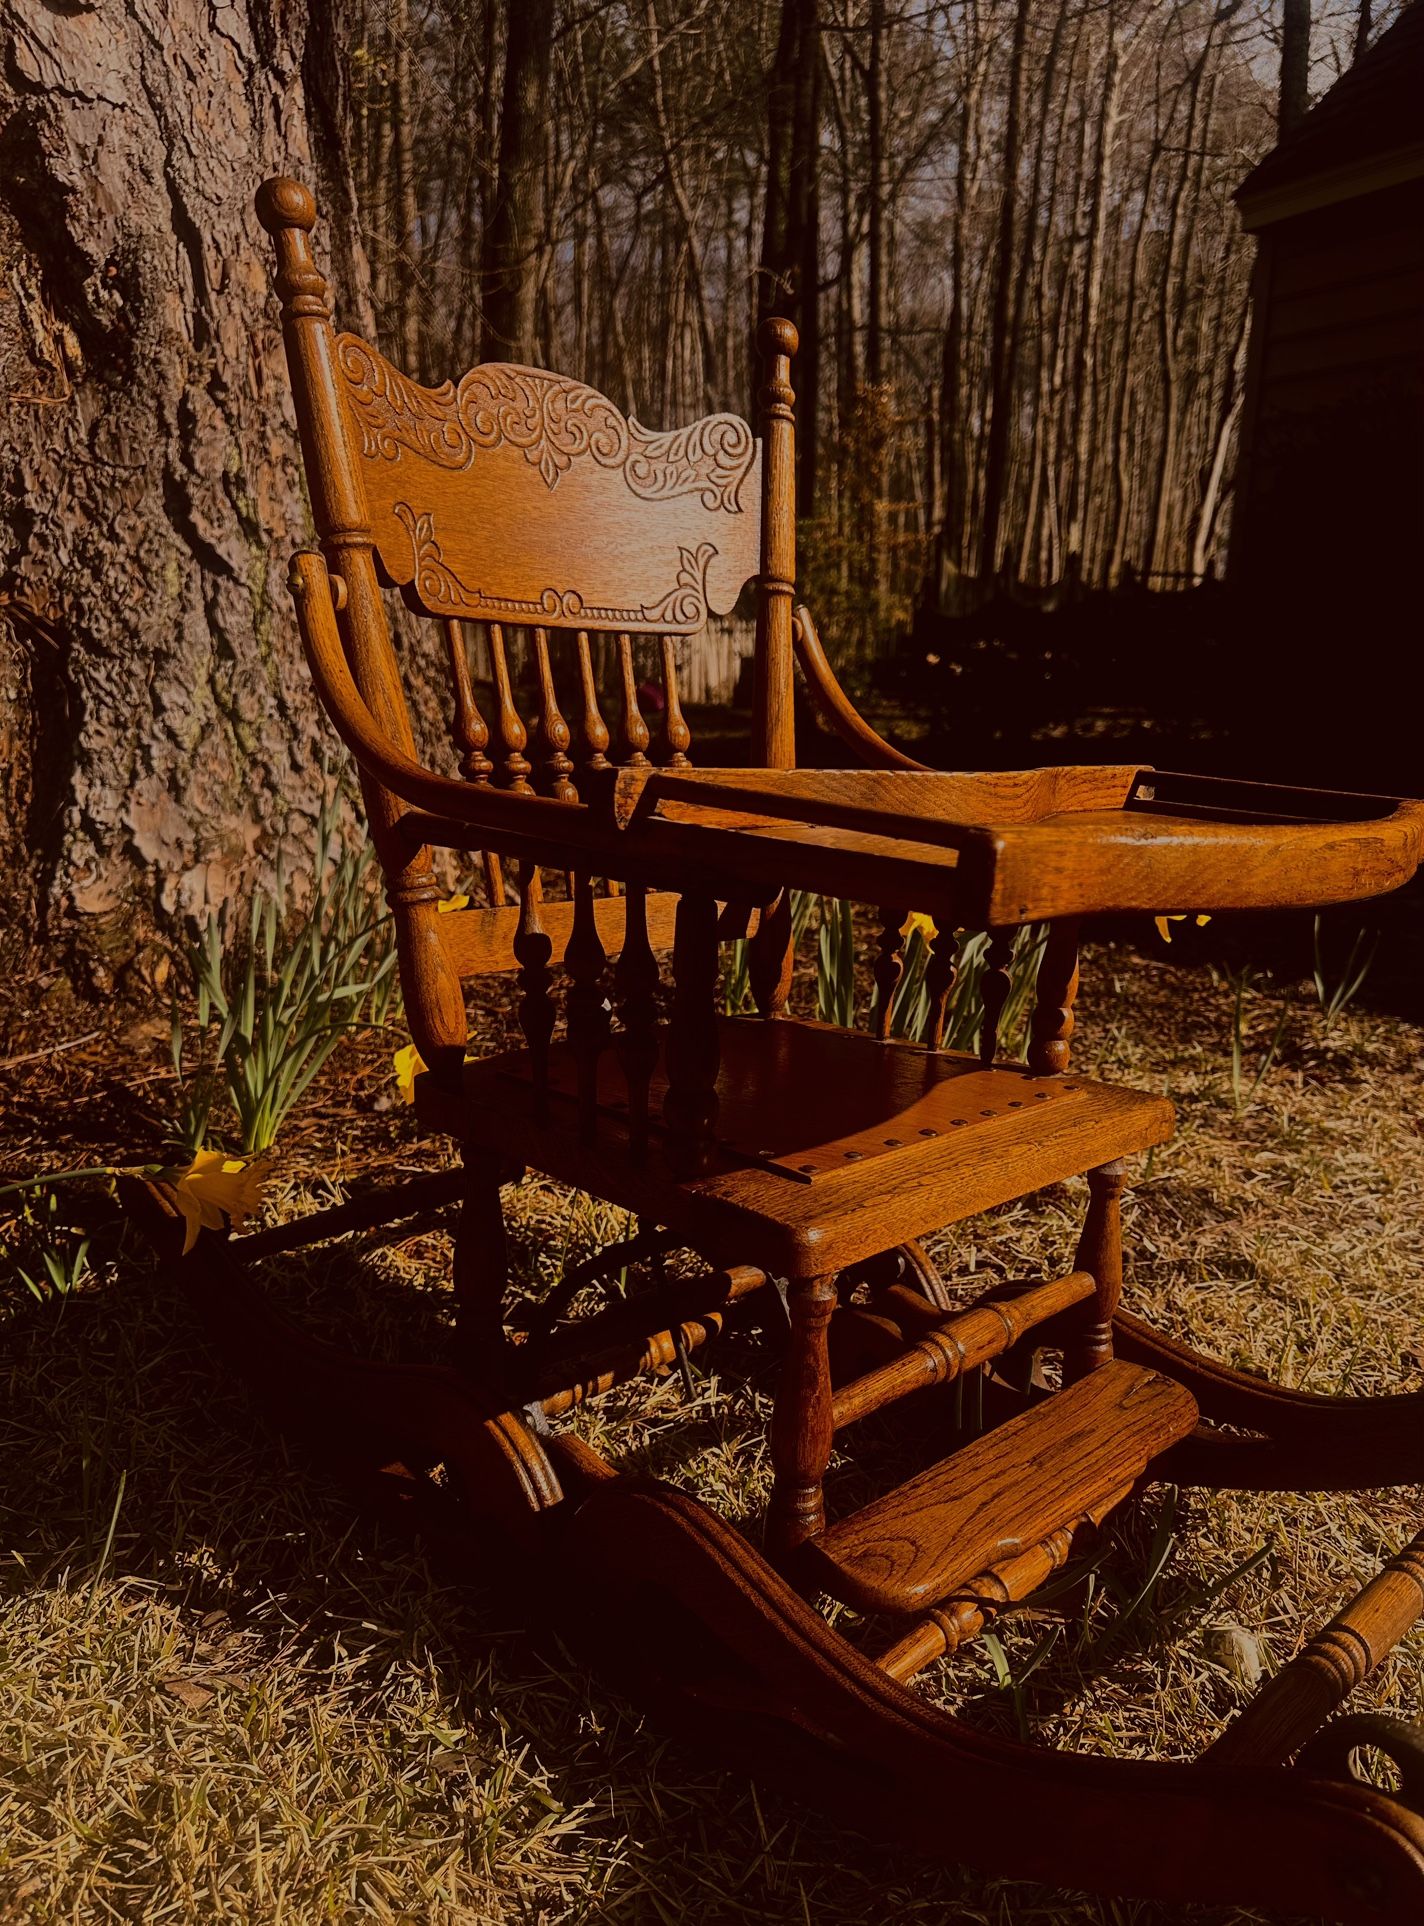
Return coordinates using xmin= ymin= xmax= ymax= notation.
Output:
xmin=417 ymin=1023 xmax=1173 ymax=1275
xmin=803 ymin=1360 xmax=1197 ymax=1613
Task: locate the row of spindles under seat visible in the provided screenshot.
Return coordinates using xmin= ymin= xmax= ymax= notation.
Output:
xmin=438 ymin=620 xmax=1077 ymax=1167
xmin=868 ymin=913 xmax=1048 ymax=1068
xmin=509 ymin=901 xmax=1077 ymax=1175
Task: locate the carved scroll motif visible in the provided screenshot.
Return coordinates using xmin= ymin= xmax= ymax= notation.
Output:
xmin=338 ymin=335 xmax=756 ymax=510
xmin=393 ymin=503 xmax=715 ymax=628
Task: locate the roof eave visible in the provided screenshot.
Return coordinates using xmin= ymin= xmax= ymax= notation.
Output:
xmin=1237 ymin=141 xmax=1424 ymax=232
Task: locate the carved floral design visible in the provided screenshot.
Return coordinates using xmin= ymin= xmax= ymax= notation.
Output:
xmin=461 ymin=363 xmax=628 ymax=489
xmin=625 ymin=416 xmax=755 ymax=512
xmin=393 ymin=503 xmax=715 ymax=630
xmin=339 ymin=334 xmax=755 ymax=509
xmin=337 ymin=337 xmax=470 ymax=468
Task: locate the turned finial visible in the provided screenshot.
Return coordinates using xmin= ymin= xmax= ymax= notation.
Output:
xmin=256 ymin=175 xmax=318 ymax=234
xmin=758 ymin=315 xmax=799 ymax=362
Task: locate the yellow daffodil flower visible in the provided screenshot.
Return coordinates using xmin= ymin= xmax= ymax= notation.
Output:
xmin=173 ymin=1151 xmax=270 ymax=1255
xmin=1154 ymin=914 xmax=1212 ymax=944
xmin=436 ymin=892 xmax=470 ymax=913
xmin=901 ymin=911 xmax=938 ymax=943
xmin=393 ymin=1041 xmax=426 ymax=1103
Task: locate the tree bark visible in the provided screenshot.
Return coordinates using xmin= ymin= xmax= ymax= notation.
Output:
xmin=481 ymin=0 xmax=555 ymax=361
xmin=0 ymin=0 xmax=370 ymax=989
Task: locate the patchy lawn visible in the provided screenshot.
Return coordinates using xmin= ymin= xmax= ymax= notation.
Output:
xmin=2 ymin=943 xmax=1421 ymax=1924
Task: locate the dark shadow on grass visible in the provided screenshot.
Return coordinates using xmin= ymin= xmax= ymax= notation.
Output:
xmin=0 ymin=1240 xmax=1313 ymax=1926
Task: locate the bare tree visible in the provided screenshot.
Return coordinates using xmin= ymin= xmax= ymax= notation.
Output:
xmin=481 ymin=0 xmax=556 ymax=360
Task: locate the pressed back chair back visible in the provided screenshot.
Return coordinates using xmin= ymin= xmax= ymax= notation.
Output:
xmin=258 ymin=176 xmax=798 ymax=1069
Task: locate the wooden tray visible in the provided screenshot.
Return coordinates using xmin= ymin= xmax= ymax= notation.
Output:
xmin=594 ymin=764 xmax=1424 ymax=926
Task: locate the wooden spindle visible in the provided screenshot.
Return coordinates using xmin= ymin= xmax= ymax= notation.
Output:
xmin=444 ymin=620 xmax=506 ymax=906
xmin=444 ymin=618 xmax=493 ymax=782
xmin=924 ymin=926 xmax=960 ymax=1051
xmin=768 ymin=1270 xmax=838 ymax=1558
xmin=617 ymin=633 xmax=650 ymax=766
xmin=531 ymin=626 xmax=576 ymax=800
xmin=1204 ymin=1528 xmax=1424 ymax=1770
xmin=657 ymin=634 xmax=691 ymax=767
xmin=512 ymin=861 xmax=555 ymax=1125
xmin=748 ymin=887 xmax=794 ymax=1019
xmin=1028 ymin=919 xmax=1080 ymax=1075
xmin=565 ymin=871 xmax=611 ymax=1144
xmin=1063 ymin=1161 xmax=1125 ymax=1382
xmin=574 ymin=630 xmax=611 ymax=771
xmin=613 ymin=882 xmax=661 ymax=1160
xmin=873 ymin=908 xmax=907 ymax=1041
xmin=978 ymin=927 xmax=1015 ymax=1067
xmin=487 ymin=623 xmax=532 ymax=792
xmin=662 ymin=892 xmax=720 ymax=1175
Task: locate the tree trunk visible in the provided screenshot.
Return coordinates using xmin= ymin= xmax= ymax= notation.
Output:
xmin=0 ymin=0 xmax=370 ymax=990
xmin=1280 ymin=0 xmax=1310 ymax=135
xmin=978 ymin=0 xmax=1031 ymax=582
xmin=481 ymin=0 xmax=555 ymax=361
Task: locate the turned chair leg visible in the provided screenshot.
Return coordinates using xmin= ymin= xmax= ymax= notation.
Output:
xmin=767 ymin=1270 xmax=838 ymax=1563
xmin=1064 ymin=1160 xmax=1126 ymax=1383
xmin=452 ymin=1144 xmax=511 ymax=1388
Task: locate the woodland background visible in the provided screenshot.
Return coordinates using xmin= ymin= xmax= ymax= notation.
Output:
xmin=0 ymin=0 xmax=1402 ymax=991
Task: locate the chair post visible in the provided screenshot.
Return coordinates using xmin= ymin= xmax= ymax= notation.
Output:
xmin=768 ymin=1270 xmax=839 ymax=1560
xmin=1064 ymin=1160 xmax=1126 ymax=1382
xmin=753 ymin=316 xmax=799 ymax=771
xmin=259 ymin=177 xmax=467 ymax=1081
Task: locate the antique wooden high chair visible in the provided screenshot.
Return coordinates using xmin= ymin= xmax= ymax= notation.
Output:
xmin=243 ymin=177 xmax=1424 ymax=1919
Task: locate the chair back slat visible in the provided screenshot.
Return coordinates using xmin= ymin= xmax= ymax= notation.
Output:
xmin=334 ymin=335 xmax=764 ymax=636
xmin=444 ymin=619 xmax=494 ymax=784
xmin=872 ymin=908 xmax=907 ymax=1042
xmin=486 ymin=623 xmax=533 ymax=793
xmin=617 ymin=633 xmax=651 ymax=766
xmin=657 ymin=636 xmax=691 ymax=768
xmin=530 ymin=627 xmax=577 ymax=801
xmin=574 ymin=631 xmax=611 ymax=771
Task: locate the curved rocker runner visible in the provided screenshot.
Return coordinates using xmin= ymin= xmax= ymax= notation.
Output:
xmin=152 ymin=173 xmax=1424 ymax=1922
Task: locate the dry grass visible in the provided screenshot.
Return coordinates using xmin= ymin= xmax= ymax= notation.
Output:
xmin=2 ymin=942 xmax=1421 ymax=1924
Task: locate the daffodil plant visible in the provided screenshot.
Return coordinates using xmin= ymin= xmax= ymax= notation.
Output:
xmin=716 ymin=892 xmax=1047 ymax=1057
xmin=172 ymin=788 xmax=398 ymax=1155
xmin=1 ymin=1150 xmax=271 ymax=1266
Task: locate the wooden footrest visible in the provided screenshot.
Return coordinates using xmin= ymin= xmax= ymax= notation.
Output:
xmin=801 ymin=1361 xmax=1198 ymax=1614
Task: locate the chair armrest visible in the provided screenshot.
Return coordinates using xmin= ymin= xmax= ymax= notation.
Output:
xmin=793 ymin=605 xmax=929 ymax=771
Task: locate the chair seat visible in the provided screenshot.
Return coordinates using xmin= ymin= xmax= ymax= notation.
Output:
xmin=416 ymin=1017 xmax=1173 ymax=1275
xmin=800 ymin=1359 xmax=1198 ymax=1614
